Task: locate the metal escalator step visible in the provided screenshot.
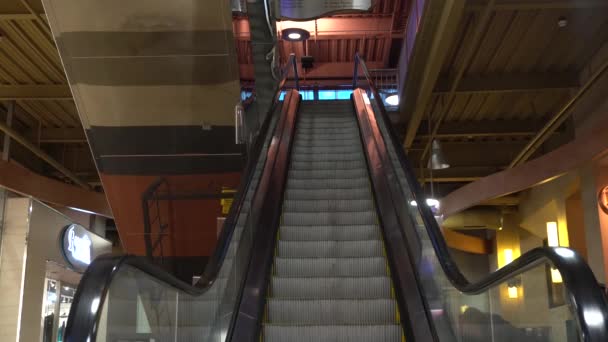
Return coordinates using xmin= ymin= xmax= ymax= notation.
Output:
xmin=282 ymin=199 xmax=375 ymax=213
xmin=280 ymin=225 xmax=379 ymax=241
xmin=263 ymin=324 xmax=402 ymax=342
xmin=286 ymin=177 xmax=368 ymax=189
xmin=288 ymin=168 xmax=367 ymax=179
xmin=291 ymin=151 xmax=363 ymax=162
xmin=296 ymin=133 xmax=360 ymax=140
xmin=292 ymin=145 xmax=360 ymax=155
xmin=278 ymin=240 xmax=383 ymax=258
xmin=266 ymin=299 xmax=396 ymax=324
xmin=282 ymin=211 xmax=377 ymax=226
xmin=285 ymin=188 xmax=371 ymax=200
xmin=290 ymin=160 xmax=366 ymax=170
xmin=291 ymin=152 xmax=364 ymax=163
xmin=271 ymin=276 xmax=391 ymax=299
xmin=293 ymin=139 xmax=360 ymax=148
xmin=274 ymin=257 xmax=387 ymax=277
xmin=296 ymin=126 xmax=358 ymax=133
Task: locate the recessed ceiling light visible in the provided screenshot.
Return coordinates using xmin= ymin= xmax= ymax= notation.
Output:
xmin=288 ymin=32 xmax=302 ymax=40
xmin=385 ymin=94 xmax=399 ymax=106
xmin=282 ymin=28 xmax=310 ymax=42
xmin=558 ymin=16 xmax=568 ymax=28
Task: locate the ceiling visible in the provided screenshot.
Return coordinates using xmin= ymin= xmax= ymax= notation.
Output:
xmin=0 ymin=0 xmax=96 ymax=187
xmin=1 ymin=0 xmax=607 ymax=198
xmin=401 ymin=0 xmax=608 ymax=196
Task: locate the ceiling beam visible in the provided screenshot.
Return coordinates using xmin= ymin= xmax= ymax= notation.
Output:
xmin=0 ymin=159 xmax=111 ymax=217
xmin=434 ymin=72 xmax=580 ymax=94
xmin=414 ymin=119 xmax=543 ymax=137
xmin=26 ymin=127 xmax=87 ymax=144
xmin=440 ymin=115 xmax=608 ymax=217
xmin=399 ymin=0 xmax=467 ymax=148
xmin=467 ymin=0 xmax=608 ymax=11
xmin=510 ymin=58 xmax=608 ymax=167
xmin=0 ymin=119 xmax=89 ymax=188
xmin=417 ymin=0 xmax=496 ymax=157
xmin=0 ymin=84 xmax=72 ymax=100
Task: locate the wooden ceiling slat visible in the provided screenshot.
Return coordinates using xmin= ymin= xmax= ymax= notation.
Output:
xmin=461 ymin=93 xmax=486 ymax=121
xmin=486 ymin=11 xmax=534 ymax=73
xmin=1 ymin=37 xmax=51 ymax=84
xmin=16 ymin=100 xmax=53 ymax=127
xmin=468 ymin=11 xmax=514 ymax=74
xmin=16 ymin=19 xmax=62 ymax=68
xmin=538 ymin=11 xmax=597 ymax=72
xmin=0 ymin=47 xmax=34 ymax=83
xmin=45 ymin=100 xmax=79 ymax=127
xmin=4 ymin=20 xmax=66 ymax=82
xmin=560 ymin=13 xmax=608 ymax=70
xmin=472 ymin=94 xmax=492 ymax=121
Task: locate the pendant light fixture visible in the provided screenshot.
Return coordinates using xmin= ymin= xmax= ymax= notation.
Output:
xmin=427 ymin=139 xmax=450 ymax=170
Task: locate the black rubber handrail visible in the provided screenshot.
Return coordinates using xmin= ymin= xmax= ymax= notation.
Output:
xmin=64 ymin=54 xmax=300 ymax=342
xmin=353 ymin=53 xmax=608 ymax=342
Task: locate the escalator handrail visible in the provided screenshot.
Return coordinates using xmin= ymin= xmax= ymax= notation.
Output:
xmin=353 ymin=53 xmax=608 ymax=341
xmin=64 ymin=54 xmax=300 ymax=342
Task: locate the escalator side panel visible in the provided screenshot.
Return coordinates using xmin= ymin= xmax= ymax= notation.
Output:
xmin=229 ymin=90 xmax=301 ymax=342
xmin=352 ymin=90 xmax=438 ymax=342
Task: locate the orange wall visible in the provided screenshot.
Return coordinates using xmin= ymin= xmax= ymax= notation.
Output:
xmin=100 ymin=173 xmax=241 ymax=256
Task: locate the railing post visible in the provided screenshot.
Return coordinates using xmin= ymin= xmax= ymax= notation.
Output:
xmin=353 ymin=53 xmax=360 ymax=89
xmin=290 ymin=54 xmax=299 ymax=91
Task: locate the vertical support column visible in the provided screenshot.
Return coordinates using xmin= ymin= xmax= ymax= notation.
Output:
xmin=0 ymin=101 xmax=13 ymax=270
xmin=580 ymin=163 xmax=607 ymax=283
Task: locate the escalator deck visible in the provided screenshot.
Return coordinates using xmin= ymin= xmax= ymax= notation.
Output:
xmin=262 ymin=101 xmax=404 ymax=342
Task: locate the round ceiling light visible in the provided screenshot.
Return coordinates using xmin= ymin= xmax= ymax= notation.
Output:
xmin=282 ymin=28 xmax=310 ymax=42
xmin=385 ymin=94 xmax=399 ymax=106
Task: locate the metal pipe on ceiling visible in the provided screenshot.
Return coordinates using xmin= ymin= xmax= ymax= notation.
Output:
xmin=0 ymin=118 xmax=90 ymax=189
xmin=509 ymin=58 xmax=608 ymax=168
xmin=419 ymin=0 xmax=496 ymax=162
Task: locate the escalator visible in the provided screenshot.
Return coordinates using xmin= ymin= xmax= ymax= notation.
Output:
xmin=262 ymin=100 xmax=402 ymax=341
xmin=63 ymin=55 xmax=608 ymax=342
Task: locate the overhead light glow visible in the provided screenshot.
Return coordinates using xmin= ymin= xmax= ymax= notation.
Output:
xmin=288 ymin=32 xmax=302 ymax=40
xmin=409 ymin=198 xmax=440 ymax=209
xmin=282 ymin=28 xmax=310 ymax=42
xmin=385 ymin=94 xmax=399 ymax=106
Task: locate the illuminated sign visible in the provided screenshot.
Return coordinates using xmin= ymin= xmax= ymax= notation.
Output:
xmin=60 ymin=224 xmax=94 ymax=271
xmin=600 ymin=186 xmax=608 ymax=214
xmin=66 ymin=226 xmax=92 ymax=264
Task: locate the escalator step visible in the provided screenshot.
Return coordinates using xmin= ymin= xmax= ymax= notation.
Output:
xmin=286 ymin=177 xmax=368 ymax=189
xmin=282 ymin=199 xmax=375 ymax=213
xmin=271 ymin=276 xmax=391 ymax=299
xmin=266 ymin=299 xmax=396 ymax=324
xmin=292 ymin=145 xmax=360 ymax=155
xmin=274 ymin=257 xmax=387 ymax=277
xmin=263 ymin=324 xmax=402 ymax=342
xmin=282 ymin=211 xmax=377 ymax=226
xmin=280 ymin=225 xmax=380 ymax=241
xmin=288 ymin=168 xmax=367 ymax=180
xmin=278 ymin=240 xmax=383 ymax=258
xmin=289 ymin=160 xmax=366 ymax=171
xmin=293 ymin=139 xmax=360 ymax=148
xmin=285 ymin=187 xmax=371 ymax=201
xmin=291 ymin=152 xmax=363 ymax=162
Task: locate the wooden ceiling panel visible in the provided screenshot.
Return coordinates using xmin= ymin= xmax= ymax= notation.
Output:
xmin=467 ymin=10 xmax=515 ymax=74
xmin=485 ymin=11 xmax=538 ymax=73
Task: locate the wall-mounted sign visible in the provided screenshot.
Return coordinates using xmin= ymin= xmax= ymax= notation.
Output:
xmin=60 ymin=224 xmax=111 ymax=272
xmin=276 ymin=0 xmax=372 ymax=20
xmin=600 ymin=186 xmax=608 ymax=214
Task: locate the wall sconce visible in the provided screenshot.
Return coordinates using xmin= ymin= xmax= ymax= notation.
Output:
xmin=546 ymin=221 xmax=563 ymax=283
xmin=507 ymin=278 xmax=521 ymax=299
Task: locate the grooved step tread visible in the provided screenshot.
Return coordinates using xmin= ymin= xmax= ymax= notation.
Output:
xmin=263 ymin=324 xmax=402 ymax=342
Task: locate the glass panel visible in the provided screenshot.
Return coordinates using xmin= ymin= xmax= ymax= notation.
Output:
xmin=369 ymin=96 xmax=581 ymax=342
xmin=81 ymin=105 xmax=279 ymax=342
